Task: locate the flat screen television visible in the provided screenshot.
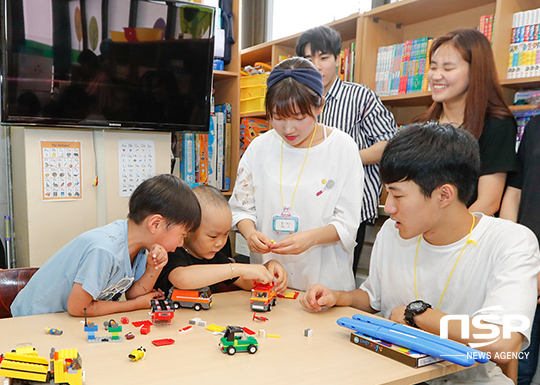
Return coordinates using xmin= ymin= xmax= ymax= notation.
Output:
xmin=0 ymin=0 xmax=215 ymax=132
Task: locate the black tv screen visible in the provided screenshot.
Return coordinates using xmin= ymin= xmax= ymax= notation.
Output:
xmin=1 ymin=0 xmax=215 ymax=132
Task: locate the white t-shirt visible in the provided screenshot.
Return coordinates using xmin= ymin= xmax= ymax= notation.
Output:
xmin=361 ymin=214 xmax=540 ymax=384
xmin=229 ymin=128 xmax=364 ymax=291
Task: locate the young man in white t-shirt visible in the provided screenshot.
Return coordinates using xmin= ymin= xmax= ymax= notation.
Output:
xmin=301 ymin=122 xmax=540 ymax=384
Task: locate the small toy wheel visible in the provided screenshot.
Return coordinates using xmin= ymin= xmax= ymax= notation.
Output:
xmin=227 ymin=346 xmax=236 ymax=355
xmin=194 ymin=303 xmax=202 ymax=311
xmin=248 ymin=345 xmax=258 ymax=354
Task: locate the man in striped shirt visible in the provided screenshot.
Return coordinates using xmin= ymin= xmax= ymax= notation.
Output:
xmin=296 ymin=25 xmax=397 ymax=276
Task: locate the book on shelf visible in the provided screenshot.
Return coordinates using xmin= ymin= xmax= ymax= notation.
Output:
xmin=180 ymin=132 xmax=196 ymax=187
xmin=208 ymin=115 xmax=218 ymax=188
xmin=215 ymin=103 xmax=232 ymax=191
xmin=508 ymin=8 xmax=540 ymax=80
xmin=337 ymin=42 xmax=356 ymax=83
xmin=376 ymin=37 xmax=432 ymax=96
xmin=421 ymin=38 xmax=434 ymax=92
xmin=349 ymin=332 xmax=444 ymax=369
xmin=478 ymin=14 xmax=494 ymax=43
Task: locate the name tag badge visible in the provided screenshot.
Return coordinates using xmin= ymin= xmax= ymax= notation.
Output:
xmin=272 ymin=214 xmax=299 ymax=234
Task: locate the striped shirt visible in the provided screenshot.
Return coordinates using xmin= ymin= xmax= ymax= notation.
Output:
xmin=320 ymin=78 xmax=397 ymax=223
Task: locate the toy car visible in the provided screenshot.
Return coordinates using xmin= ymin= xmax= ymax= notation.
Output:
xmin=151 ymin=299 xmax=175 ymax=325
xmin=250 ymin=282 xmax=277 ymax=312
xmin=128 ymin=346 xmax=146 ymax=361
xmin=218 ymin=326 xmax=258 ymax=355
xmin=168 ymin=286 xmax=213 ymax=311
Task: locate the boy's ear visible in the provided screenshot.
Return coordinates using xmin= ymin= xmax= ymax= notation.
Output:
xmin=438 ymin=184 xmax=456 ymax=208
xmin=147 ymin=214 xmax=165 ymax=233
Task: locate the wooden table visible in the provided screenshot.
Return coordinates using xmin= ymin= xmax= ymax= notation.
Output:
xmin=0 ymin=291 xmax=467 ymax=384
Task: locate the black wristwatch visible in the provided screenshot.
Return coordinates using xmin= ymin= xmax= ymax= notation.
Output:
xmin=404 ymin=300 xmax=432 ymax=328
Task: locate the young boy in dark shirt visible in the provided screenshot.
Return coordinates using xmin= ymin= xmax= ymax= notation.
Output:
xmin=155 ymin=185 xmax=287 ymax=295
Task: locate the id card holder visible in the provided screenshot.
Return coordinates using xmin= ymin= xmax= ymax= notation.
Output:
xmin=272 ymin=214 xmax=299 ymax=234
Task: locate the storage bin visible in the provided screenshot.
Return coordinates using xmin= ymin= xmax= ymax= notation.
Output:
xmin=240 ymin=85 xmax=267 ymax=100
xmin=240 ymin=74 xmax=269 ymax=87
xmin=240 ymin=97 xmax=266 ymax=114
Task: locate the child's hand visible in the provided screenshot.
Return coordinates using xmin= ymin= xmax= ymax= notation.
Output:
xmin=148 ymin=244 xmax=168 ymax=270
xmin=247 ymin=231 xmax=273 ymax=254
xmin=299 ymin=284 xmax=336 ymax=312
xmin=134 ymin=289 xmax=166 ymax=309
xmin=270 ymin=231 xmax=315 ymax=255
xmin=237 ymin=263 xmax=274 ymax=284
xmin=264 ymin=260 xmax=288 ymax=293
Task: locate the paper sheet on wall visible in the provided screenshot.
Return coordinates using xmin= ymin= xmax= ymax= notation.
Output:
xmin=41 ymin=141 xmax=82 ymax=201
xmin=119 ymin=140 xmax=156 ymax=197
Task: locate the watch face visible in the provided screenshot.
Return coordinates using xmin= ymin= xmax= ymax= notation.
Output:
xmin=409 ymin=301 xmax=425 ymax=311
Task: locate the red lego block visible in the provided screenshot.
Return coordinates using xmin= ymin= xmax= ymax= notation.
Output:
xmin=120 ymin=317 xmax=129 ymax=324
xmin=140 ymin=325 xmax=151 ymax=335
xmin=132 ymin=320 xmax=153 ymax=327
xmin=152 ymin=338 xmax=175 ymax=346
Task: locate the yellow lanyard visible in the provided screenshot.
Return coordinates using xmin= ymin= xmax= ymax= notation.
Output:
xmin=414 ymin=212 xmax=478 ymax=310
xmin=279 ymin=122 xmax=318 ymax=210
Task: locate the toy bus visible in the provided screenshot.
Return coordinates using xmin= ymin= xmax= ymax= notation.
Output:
xmin=0 ymin=345 xmax=84 ymax=385
xmin=167 ymin=286 xmax=213 ymax=311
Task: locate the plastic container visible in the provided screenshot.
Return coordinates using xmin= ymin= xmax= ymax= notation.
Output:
xmin=240 ymin=85 xmax=267 ymax=100
xmin=240 ymin=74 xmax=269 ymax=88
xmin=240 ymin=97 xmax=266 ymax=114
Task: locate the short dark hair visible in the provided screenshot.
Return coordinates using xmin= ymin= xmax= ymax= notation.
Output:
xmin=380 ymin=123 xmax=480 ymax=204
xmin=296 ymin=25 xmax=342 ymax=58
xmin=265 ymin=57 xmax=323 ymax=120
xmin=128 ymin=174 xmax=201 ymax=231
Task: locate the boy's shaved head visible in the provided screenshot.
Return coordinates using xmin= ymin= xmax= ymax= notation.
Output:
xmin=192 ymin=185 xmax=229 ymax=210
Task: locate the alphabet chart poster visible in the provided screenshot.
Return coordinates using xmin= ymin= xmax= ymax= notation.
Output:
xmin=41 ymin=141 xmax=82 ymax=201
xmin=118 ymin=140 xmax=155 ymax=197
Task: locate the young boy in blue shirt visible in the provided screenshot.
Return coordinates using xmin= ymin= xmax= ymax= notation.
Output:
xmin=155 ymin=185 xmax=287 ymax=295
xmin=11 ymin=174 xmax=201 ymax=317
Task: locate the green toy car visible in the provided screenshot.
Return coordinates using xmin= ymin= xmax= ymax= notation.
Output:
xmin=218 ymin=326 xmax=258 ymax=355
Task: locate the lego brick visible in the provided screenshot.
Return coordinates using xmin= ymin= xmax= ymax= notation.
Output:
xmin=3 ymin=352 xmax=48 ymax=365
xmin=152 ymin=338 xmax=175 ymax=346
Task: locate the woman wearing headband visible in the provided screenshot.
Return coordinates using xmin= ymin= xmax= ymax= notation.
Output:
xmin=229 ymin=57 xmax=363 ymax=291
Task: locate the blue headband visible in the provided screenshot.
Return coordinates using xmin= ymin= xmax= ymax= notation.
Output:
xmin=266 ymin=68 xmax=324 ymax=97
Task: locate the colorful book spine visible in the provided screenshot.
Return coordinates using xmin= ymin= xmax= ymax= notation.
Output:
xmin=198 ymin=133 xmax=208 ymax=185
xmin=215 ymin=110 xmax=224 ymax=190
xmin=422 ymin=38 xmax=434 ymax=92
xmin=508 ymin=8 xmax=540 ymax=79
xmin=181 ymin=132 xmax=196 ymax=187
xmin=208 ymin=115 xmax=218 ymax=188
xmin=224 ymin=104 xmax=232 ymax=191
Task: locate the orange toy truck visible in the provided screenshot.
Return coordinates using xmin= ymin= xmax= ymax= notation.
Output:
xmin=250 ymin=282 xmax=277 ymax=312
xmin=167 ymin=287 xmax=213 ymax=311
